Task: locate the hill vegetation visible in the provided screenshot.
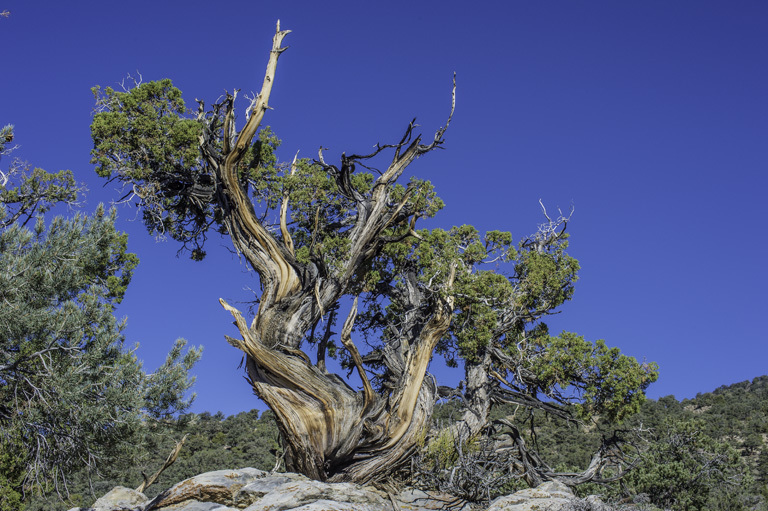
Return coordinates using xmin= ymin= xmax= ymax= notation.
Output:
xmin=518 ymin=375 xmax=768 ymax=509
xmin=24 ymin=375 xmax=768 ymax=510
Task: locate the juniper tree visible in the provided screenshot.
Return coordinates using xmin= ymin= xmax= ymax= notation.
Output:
xmin=90 ymin=22 xmax=657 ymax=485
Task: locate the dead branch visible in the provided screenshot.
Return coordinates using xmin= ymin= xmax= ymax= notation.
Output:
xmin=279 ymin=151 xmax=299 ymax=256
xmin=136 ymin=434 xmax=188 ymax=493
xmin=339 ymin=297 xmax=375 ymax=413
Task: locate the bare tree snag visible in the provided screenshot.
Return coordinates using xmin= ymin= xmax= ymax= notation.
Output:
xmin=192 ymin=24 xmax=462 ymax=484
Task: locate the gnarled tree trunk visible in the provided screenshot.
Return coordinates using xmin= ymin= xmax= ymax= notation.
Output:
xmin=200 ymin=22 xmax=456 ymax=484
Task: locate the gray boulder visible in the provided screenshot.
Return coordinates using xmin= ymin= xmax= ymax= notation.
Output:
xmin=84 ymin=486 xmax=149 ymax=511
xmin=146 ymin=468 xmax=269 ymax=510
xmin=487 ymin=480 xmax=574 ymax=511
xmin=233 ymin=473 xmax=310 ymax=508
xmin=76 ymin=469 xmax=612 ymax=511
xmin=242 ymin=478 xmax=390 ymax=511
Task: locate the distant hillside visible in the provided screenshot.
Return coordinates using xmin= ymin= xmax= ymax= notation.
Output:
xmin=23 ymin=376 xmax=768 ymax=510
xmin=602 ymin=375 xmax=768 ymax=509
xmin=682 ymin=375 xmax=768 ymax=483
xmin=431 ymin=375 xmax=768 ymax=509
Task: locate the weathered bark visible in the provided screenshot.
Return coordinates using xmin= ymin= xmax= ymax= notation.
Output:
xmin=205 ymin=22 xmax=457 ymax=484
xmin=456 ymin=350 xmax=493 ymax=439
xmin=221 ymin=282 xmax=455 ymax=483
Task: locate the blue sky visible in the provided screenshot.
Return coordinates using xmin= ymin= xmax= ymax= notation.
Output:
xmin=2 ymin=1 xmax=766 ymax=416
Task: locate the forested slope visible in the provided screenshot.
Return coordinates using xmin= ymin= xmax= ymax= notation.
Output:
xmin=26 ymin=376 xmax=768 ymax=510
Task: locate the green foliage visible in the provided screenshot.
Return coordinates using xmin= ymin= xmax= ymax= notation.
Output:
xmin=0 ymin=206 xmax=200 ymax=494
xmin=0 ymin=433 xmax=24 ymax=511
xmin=423 ymin=428 xmax=478 ymax=471
xmin=529 ymin=333 xmax=658 ymax=422
xmin=91 ymin=80 xmax=207 ymax=251
xmin=91 ymin=80 xmax=199 ymax=182
xmin=0 ymin=124 xmax=13 ymax=153
xmin=0 ymin=166 xmax=80 ymax=229
xmin=620 ymin=417 xmax=750 ymax=510
xmin=514 ymin=236 xmax=579 ymax=311
xmin=0 ymin=131 xmax=201 ymax=502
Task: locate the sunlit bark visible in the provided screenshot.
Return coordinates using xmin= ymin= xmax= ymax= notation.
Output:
xmin=206 ymin=22 xmax=456 ymax=483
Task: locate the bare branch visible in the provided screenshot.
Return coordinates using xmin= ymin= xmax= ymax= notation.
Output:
xmin=135 ymin=434 xmax=188 ymax=493
xmin=339 ymin=297 xmax=375 ymax=412
xmin=226 ymin=20 xmax=290 ymax=165
xmin=214 ymin=21 xmax=300 ymax=310
xmin=279 ymin=151 xmax=299 ymax=256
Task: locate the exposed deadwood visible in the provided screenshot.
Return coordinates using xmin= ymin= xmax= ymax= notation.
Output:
xmin=223 ymin=298 xmax=362 ymax=480
xmin=136 ymin=434 xmax=187 ymax=493
xmin=207 ymin=21 xmax=301 ymax=314
xmin=221 ymin=262 xmax=456 ymax=484
xmin=339 ymin=297 xmax=375 ymax=413
xmin=205 ymin=30 xmax=460 ymax=484
xmin=279 ymin=151 xmax=299 ymax=257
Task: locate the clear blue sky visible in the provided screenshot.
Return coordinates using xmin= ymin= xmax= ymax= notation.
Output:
xmin=2 ymin=0 xmax=766 ymax=416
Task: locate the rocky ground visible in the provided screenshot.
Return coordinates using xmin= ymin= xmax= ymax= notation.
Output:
xmin=69 ymin=467 xmax=612 ymax=511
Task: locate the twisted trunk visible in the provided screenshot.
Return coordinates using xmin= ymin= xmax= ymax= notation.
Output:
xmin=205 ymin=22 xmax=456 ymax=483
xmin=221 ymin=288 xmax=453 ymax=483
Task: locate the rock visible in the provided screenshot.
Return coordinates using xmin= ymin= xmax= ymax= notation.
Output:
xmin=536 ymin=481 xmax=574 ymax=499
xmin=155 ymin=503 xmax=238 ymax=511
xmin=87 ymin=486 xmax=148 ymax=511
xmin=146 ymin=468 xmax=268 ymax=510
xmin=234 ymin=473 xmax=310 ymax=508
xmin=486 ymin=480 xmax=575 ymax=511
xmin=242 ymin=479 xmax=390 ymax=511
xmin=275 ymin=501 xmax=371 ymax=511
xmin=83 ymin=469 xmax=611 ymax=511
xmin=140 ymin=469 xmax=390 ymax=511
xmin=395 ymin=488 xmax=472 ymax=510
xmin=584 ymin=495 xmax=611 ymax=510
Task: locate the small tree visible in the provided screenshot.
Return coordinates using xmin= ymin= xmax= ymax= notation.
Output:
xmin=0 ymin=125 xmax=201 ymax=501
xmin=621 ymin=418 xmax=751 ymax=510
xmin=90 ymin=23 xmax=656 ymax=485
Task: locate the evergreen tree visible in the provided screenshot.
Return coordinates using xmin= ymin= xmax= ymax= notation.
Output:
xmin=620 ymin=417 xmax=751 ymax=510
xmin=0 ymin=124 xmax=201 ymax=505
xmin=89 ymin=24 xmax=656 ymax=485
